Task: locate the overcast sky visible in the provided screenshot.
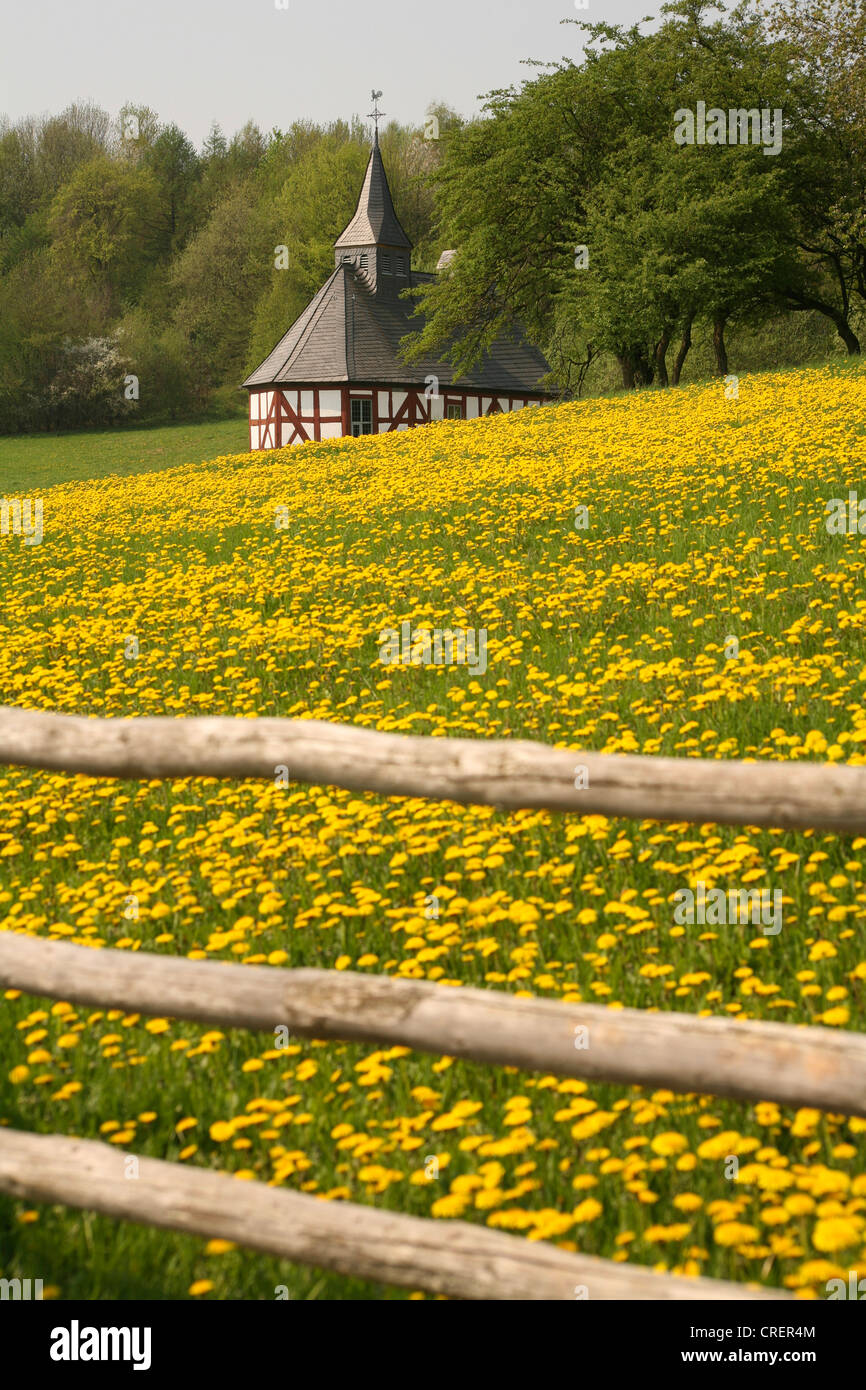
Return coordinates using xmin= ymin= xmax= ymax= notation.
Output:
xmin=1 ymin=0 xmax=663 ymax=147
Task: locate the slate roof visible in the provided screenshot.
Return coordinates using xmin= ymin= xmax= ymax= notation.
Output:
xmin=243 ymin=262 xmax=551 ymax=392
xmin=243 ymin=135 xmax=552 ymax=395
xmin=334 ymin=137 xmax=412 ymax=251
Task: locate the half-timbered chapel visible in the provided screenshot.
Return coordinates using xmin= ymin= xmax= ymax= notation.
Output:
xmin=243 ymin=120 xmax=553 ymax=449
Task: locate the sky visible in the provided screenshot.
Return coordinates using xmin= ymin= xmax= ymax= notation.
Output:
xmin=0 ymin=0 xmax=664 ymax=148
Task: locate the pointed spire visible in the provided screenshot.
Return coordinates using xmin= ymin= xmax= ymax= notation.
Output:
xmin=334 ymin=113 xmax=411 ymax=251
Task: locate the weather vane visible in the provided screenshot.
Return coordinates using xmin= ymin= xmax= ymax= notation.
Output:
xmin=368 ymin=90 xmax=385 ymax=138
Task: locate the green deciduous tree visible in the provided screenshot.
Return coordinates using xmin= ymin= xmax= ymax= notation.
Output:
xmin=171 ymin=180 xmax=273 ymax=392
xmin=48 ymin=156 xmax=161 ymax=304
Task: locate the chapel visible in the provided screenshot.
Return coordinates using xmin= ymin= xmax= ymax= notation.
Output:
xmin=244 ymin=111 xmax=552 ymax=448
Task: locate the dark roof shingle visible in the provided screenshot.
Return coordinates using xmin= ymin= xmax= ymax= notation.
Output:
xmin=243 ymin=265 xmax=550 ymax=392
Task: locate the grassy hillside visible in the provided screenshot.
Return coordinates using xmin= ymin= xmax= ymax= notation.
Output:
xmin=1 ymin=362 xmax=865 ymax=1300
xmin=0 ymin=417 xmax=247 ymax=493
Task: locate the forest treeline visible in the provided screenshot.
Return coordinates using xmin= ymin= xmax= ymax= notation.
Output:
xmin=0 ymin=0 xmax=863 ymax=432
xmin=0 ymin=101 xmax=458 ymax=431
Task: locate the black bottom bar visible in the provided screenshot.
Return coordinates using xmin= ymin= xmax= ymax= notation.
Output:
xmin=2 ymin=1297 xmax=857 ymax=1377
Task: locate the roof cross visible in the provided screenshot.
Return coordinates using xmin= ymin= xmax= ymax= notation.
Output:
xmin=368 ymin=90 xmax=385 ymax=141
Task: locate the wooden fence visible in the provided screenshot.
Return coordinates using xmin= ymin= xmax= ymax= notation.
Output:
xmin=2 ymin=706 xmax=860 ymax=1299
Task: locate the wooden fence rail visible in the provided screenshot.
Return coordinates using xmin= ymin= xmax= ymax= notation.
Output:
xmin=2 ymin=704 xmax=865 ymax=833
xmin=0 ymin=1129 xmax=791 ymax=1301
xmin=2 ymin=933 xmax=865 ymax=1118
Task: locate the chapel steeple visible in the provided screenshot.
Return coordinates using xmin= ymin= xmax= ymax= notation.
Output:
xmin=334 ymin=91 xmax=412 ymax=292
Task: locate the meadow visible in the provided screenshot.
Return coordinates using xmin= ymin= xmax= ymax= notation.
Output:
xmin=1 ymin=361 xmax=865 ymax=1300
xmin=0 ymin=417 xmax=246 ymax=494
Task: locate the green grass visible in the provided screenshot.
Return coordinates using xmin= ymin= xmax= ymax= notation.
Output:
xmin=0 ymin=417 xmax=248 ymax=493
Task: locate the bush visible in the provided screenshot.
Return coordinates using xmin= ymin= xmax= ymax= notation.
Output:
xmin=44 ymin=334 xmax=137 ymax=429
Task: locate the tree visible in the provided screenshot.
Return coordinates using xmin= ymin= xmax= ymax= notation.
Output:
xmin=118 ymin=308 xmax=198 ymax=419
xmin=403 ymin=64 xmax=594 ymax=381
xmin=197 ymin=121 xmax=266 ymax=212
xmin=0 ymin=124 xmax=40 ymax=238
xmin=114 ymin=104 xmax=160 ymax=163
xmin=766 ymin=0 xmax=866 ymax=351
xmin=0 ymin=247 xmax=101 ymax=430
xmin=48 ymin=156 xmax=161 ymax=303
xmin=143 ymin=125 xmax=200 ymax=254
xmin=171 ymin=180 xmax=273 ymax=390
xmin=37 ymin=103 xmax=111 ymax=197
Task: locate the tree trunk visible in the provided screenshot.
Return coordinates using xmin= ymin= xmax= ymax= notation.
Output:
xmin=616 ymin=354 xmax=635 ymax=389
xmin=671 ymin=316 xmax=693 ymax=386
xmin=634 ymin=351 xmax=654 ymax=387
xmin=617 ymin=347 xmax=654 ymax=390
xmin=712 ymin=317 xmax=729 ymax=376
xmin=784 ymin=291 xmax=861 ymax=356
xmin=833 ymin=315 xmax=861 ymax=355
xmin=653 ymin=330 xmax=671 ymax=388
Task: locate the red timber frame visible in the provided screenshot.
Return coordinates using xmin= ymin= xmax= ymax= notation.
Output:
xmin=248 ymin=384 xmax=549 ymax=451
xmin=248 ymin=387 xmax=345 ymax=450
